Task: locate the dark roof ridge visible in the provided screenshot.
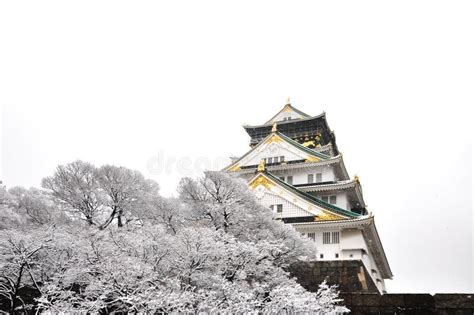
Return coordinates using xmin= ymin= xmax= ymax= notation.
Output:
xmin=244 ymin=111 xmax=325 ymax=128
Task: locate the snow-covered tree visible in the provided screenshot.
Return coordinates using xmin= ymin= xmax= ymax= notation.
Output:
xmin=8 ymin=187 xmax=64 ymax=226
xmin=35 ymin=226 xmax=347 ymax=313
xmin=0 ymin=228 xmax=53 ymax=313
xmin=41 ymin=161 xmax=161 ymax=229
xmin=178 ymin=171 xmax=316 ymax=266
xmin=95 ymin=164 xmax=160 ymax=228
xmin=41 ymin=160 xmax=104 ymax=226
xmin=1 ymin=162 xmax=348 ymax=313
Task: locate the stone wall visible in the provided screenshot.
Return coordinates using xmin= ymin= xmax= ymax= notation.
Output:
xmin=289 ymin=260 xmax=474 ymax=314
xmin=288 ymin=260 xmax=380 ymax=293
xmin=340 ymin=293 xmax=474 ymax=314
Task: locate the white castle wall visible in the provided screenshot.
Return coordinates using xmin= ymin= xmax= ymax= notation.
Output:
xmin=294 ymin=227 xmax=386 ymax=293
xmin=260 ymin=191 xmax=313 ymax=218
xmin=257 ymin=187 xmax=386 ymax=293
xmin=271 ymin=166 xmax=336 ymax=184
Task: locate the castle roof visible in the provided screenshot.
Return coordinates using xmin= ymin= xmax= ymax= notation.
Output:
xmin=263 ymin=171 xmax=360 ymax=218
xmin=296 ymin=179 xmax=366 ymax=210
xmin=248 ymin=170 xmax=360 ymax=220
xmin=224 ymin=130 xmax=332 ymax=172
xmin=228 ymin=154 xmax=350 ymax=181
xmin=243 ymin=103 xmax=339 ymax=154
xmin=263 ymin=103 xmax=312 ymax=125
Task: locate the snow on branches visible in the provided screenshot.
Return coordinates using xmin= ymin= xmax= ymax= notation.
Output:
xmin=0 ymin=162 xmax=348 ymax=313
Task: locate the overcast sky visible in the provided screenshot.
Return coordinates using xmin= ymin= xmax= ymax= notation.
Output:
xmin=1 ymin=0 xmax=473 ymax=294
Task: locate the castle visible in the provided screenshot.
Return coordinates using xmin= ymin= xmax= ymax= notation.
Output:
xmin=224 ymin=100 xmax=392 ymax=294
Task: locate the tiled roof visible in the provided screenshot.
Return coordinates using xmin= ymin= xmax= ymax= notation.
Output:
xmin=223 ymin=130 xmax=332 ymax=171
xmin=263 ymin=171 xmax=360 ymax=219
xmin=244 ymin=111 xmax=325 ymax=129
xmin=276 ymin=131 xmax=330 ymax=160
xmin=263 ymin=103 xmax=311 ymax=125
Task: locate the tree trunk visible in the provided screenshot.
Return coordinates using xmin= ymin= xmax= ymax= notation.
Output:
xmin=117 ymin=212 xmax=123 ymax=227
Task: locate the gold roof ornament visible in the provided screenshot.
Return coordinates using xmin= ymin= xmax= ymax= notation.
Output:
xmin=354 ymin=174 xmax=360 ymax=182
xmin=271 ymin=122 xmax=278 ymax=132
xmin=257 ymin=159 xmax=266 ymax=172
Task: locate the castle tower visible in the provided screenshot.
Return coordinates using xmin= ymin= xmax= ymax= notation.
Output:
xmin=224 ymin=100 xmax=392 ymax=293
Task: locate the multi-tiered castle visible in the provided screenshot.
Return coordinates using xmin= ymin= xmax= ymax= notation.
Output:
xmin=224 ymin=100 xmax=392 ymax=293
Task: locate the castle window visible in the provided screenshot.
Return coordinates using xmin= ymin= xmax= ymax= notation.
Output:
xmin=323 ymin=231 xmax=340 ymax=244
xmin=307 ymin=232 xmax=315 ymax=241
xmin=276 ymin=204 xmax=283 ymax=213
xmin=269 ymin=204 xmax=283 ymax=213
xmin=265 ymin=156 xmax=284 ymax=164
xmin=308 ymin=174 xmax=314 ymax=183
xmin=335 ymin=253 xmax=339 ymax=258
xmin=320 ymin=254 xmax=324 ymax=259
xmin=287 ymin=176 xmax=293 ymax=184
xmin=322 ymin=195 xmax=337 ymax=205
xmin=316 ymin=173 xmax=322 ymax=183
xmin=323 ymin=232 xmax=331 ymax=244
xmin=279 ymin=176 xmax=285 ymax=181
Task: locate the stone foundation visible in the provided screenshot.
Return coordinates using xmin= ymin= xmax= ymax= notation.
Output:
xmin=289 ymin=260 xmax=474 ymax=314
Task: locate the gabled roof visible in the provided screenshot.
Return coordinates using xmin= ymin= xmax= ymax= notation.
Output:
xmin=264 ymin=103 xmax=311 ymax=125
xmin=223 ymin=130 xmax=331 ymax=172
xmin=248 ymin=170 xmax=360 ymax=220
xmin=244 ymin=112 xmax=325 ymax=129
xmin=263 ymin=171 xmax=360 ymax=219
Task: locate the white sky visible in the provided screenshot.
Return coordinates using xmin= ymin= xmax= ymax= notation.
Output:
xmin=1 ymin=0 xmax=473 ymax=294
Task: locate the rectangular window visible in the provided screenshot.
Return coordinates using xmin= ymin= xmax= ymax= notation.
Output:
xmin=287 ymin=176 xmax=293 ymax=185
xmin=265 ymin=156 xmax=283 ymax=164
xmin=316 ymin=173 xmax=322 ymax=183
xmin=323 ymin=231 xmax=340 ymax=244
xmin=279 ymin=176 xmax=285 ymax=181
xmin=335 ymin=253 xmax=339 ymax=258
xmin=308 ymin=174 xmax=314 ymax=183
xmin=276 ymin=204 xmax=283 ymax=213
xmin=323 ymin=232 xmax=331 ymax=244
xmin=307 ymin=232 xmax=315 ymax=241
xmin=321 ymin=195 xmax=337 ymax=204
xmin=319 ymin=254 xmax=324 ymax=259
